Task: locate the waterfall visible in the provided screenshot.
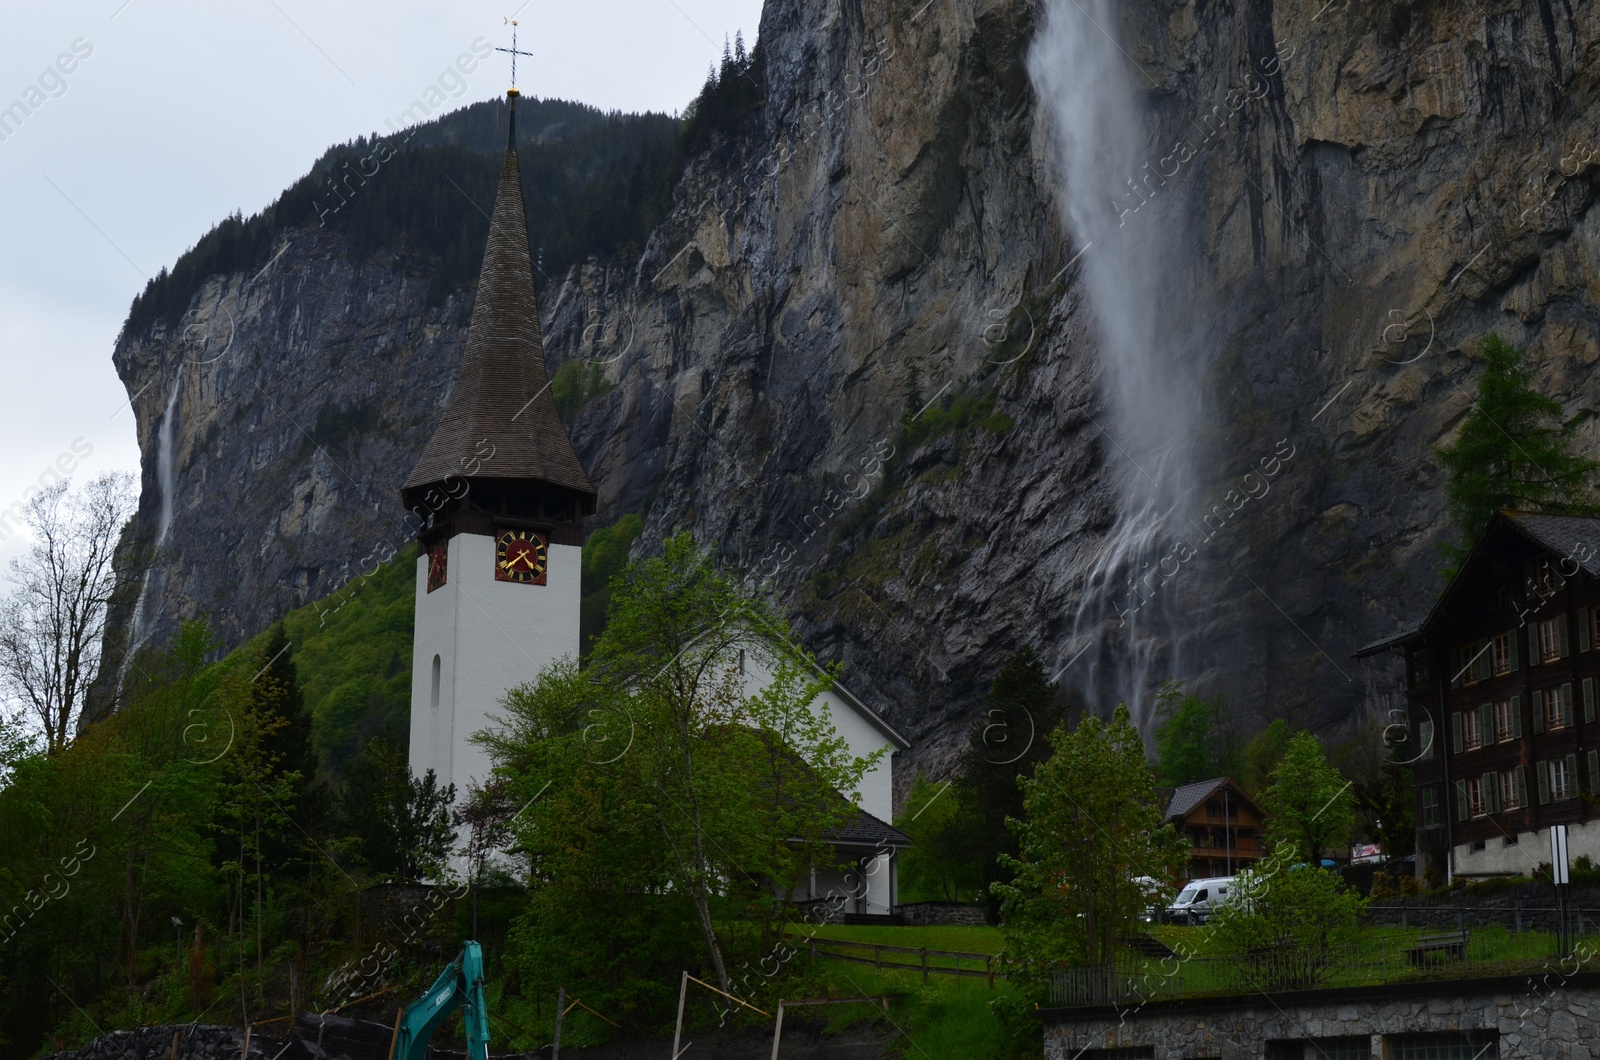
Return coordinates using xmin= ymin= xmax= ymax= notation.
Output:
xmin=119 ymin=369 xmax=183 ymax=693
xmin=1029 ymin=0 xmax=1214 ymax=723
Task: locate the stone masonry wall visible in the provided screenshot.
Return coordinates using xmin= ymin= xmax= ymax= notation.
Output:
xmin=1042 ymin=975 xmax=1600 ymax=1059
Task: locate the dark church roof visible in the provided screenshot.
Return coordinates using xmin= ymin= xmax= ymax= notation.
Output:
xmin=403 ymin=95 xmax=595 ymax=501
xmin=822 ymin=807 xmax=913 ymax=849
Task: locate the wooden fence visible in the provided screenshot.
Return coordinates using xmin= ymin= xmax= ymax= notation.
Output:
xmin=789 ymin=935 xmax=1002 ymax=988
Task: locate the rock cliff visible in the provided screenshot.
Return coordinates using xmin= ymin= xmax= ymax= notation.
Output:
xmin=110 ymin=0 xmax=1600 ymax=793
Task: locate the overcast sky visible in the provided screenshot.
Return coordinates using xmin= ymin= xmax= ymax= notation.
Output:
xmin=0 ymin=0 xmax=763 ymax=566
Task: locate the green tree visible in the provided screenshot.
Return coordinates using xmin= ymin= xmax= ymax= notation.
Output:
xmin=1151 ymin=679 xmax=1242 ymax=785
xmin=1436 ymin=333 xmax=1598 ymax=561
xmin=343 ymin=731 xmax=456 ymax=881
xmin=895 ymin=774 xmax=982 ymax=902
xmin=1242 ymin=718 xmax=1293 ymax=795
xmin=994 ymin=705 xmax=1187 ymax=989
xmin=1207 ymin=856 xmax=1365 ymax=989
xmin=479 ymin=532 xmax=878 ymax=1005
xmin=1261 ymin=732 xmax=1356 ymax=862
xmin=944 ymin=646 xmax=1065 ymax=920
xmin=1332 ymin=719 xmax=1415 ymax=858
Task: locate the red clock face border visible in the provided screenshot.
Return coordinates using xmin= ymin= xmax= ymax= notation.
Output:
xmin=427 ymin=541 xmax=448 ymax=592
xmin=495 ymin=528 xmax=548 ymax=585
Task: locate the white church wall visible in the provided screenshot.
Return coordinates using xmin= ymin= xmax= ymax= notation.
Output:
xmin=409 ymin=532 xmax=581 ymax=798
xmin=737 ymin=646 xmax=900 ymax=822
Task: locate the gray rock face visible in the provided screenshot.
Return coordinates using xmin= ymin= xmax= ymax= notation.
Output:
xmin=112 ymin=0 xmax=1600 ymax=796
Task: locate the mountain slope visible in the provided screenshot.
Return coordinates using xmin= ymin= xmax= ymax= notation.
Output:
xmin=109 ymin=0 xmax=1600 ymax=795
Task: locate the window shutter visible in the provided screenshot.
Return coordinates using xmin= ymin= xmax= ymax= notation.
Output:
xmin=1485 ymin=771 xmax=1501 ymax=813
xmin=1538 ymin=761 xmax=1551 ymax=805
xmin=1515 ymin=764 xmax=1529 ymax=807
xmin=1511 ymin=695 xmax=1523 ymax=739
xmin=1529 ymin=625 xmax=1542 ymax=667
xmin=1534 ymin=691 xmax=1547 ymax=735
xmin=1456 ymin=779 xmax=1470 ymax=821
xmin=1581 ymin=607 xmax=1592 ymax=653
xmin=1421 ymin=718 xmax=1436 ymax=758
xmin=1586 ymin=679 xmax=1596 ymax=725
xmin=1479 ymin=702 xmax=1495 ymax=743
xmin=1590 ymin=750 xmax=1600 ymax=795
xmin=1509 ymin=631 xmax=1520 ymax=670
xmin=1559 ymin=614 xmax=1570 ymax=658
xmin=1566 ymin=754 xmax=1579 ymax=793
xmin=1453 ymin=712 xmax=1465 ymax=752
xmin=1476 ymin=642 xmax=1493 ymax=682
xmin=1562 ymin=683 xmax=1575 ymax=728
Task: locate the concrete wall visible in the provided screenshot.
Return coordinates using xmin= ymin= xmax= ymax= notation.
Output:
xmin=1452 ymin=817 xmax=1600 ymax=877
xmin=409 ymin=533 xmax=581 ymax=797
xmin=1042 ymin=975 xmax=1600 ymax=1059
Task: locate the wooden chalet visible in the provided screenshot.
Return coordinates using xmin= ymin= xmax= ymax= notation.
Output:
xmin=1357 ymin=511 xmax=1600 ymax=880
xmin=1157 ymin=777 xmax=1264 ymax=883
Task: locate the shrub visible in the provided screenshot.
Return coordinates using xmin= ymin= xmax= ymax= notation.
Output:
xmin=1369 ymin=872 xmax=1395 ymax=899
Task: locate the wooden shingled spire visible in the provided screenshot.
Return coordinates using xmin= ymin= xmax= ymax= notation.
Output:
xmin=402 ymin=91 xmax=595 ymax=516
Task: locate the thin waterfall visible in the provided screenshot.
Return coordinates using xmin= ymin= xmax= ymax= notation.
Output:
xmin=118 ymin=368 xmax=182 ymax=693
xmin=1030 ymin=0 xmax=1213 ymax=724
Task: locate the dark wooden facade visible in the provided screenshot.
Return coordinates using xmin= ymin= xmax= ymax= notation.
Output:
xmin=1159 ymin=778 xmax=1265 ymax=882
xmin=1358 ymin=512 xmax=1600 ymax=877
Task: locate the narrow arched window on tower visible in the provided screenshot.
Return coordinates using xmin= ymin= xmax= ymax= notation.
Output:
xmin=431 ymin=654 xmax=441 ymax=708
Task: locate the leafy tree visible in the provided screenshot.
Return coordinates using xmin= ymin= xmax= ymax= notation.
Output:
xmin=1332 ymin=719 xmax=1415 ymax=858
xmin=895 ymin=775 xmax=982 ymax=902
xmin=342 ymin=732 xmax=455 ymax=881
xmin=940 ymin=646 xmax=1065 ymax=920
xmin=1261 ymin=731 xmax=1356 ymax=862
xmin=1242 ymin=717 xmax=1293 ymax=795
xmin=1436 ymin=333 xmax=1598 ymax=561
xmin=1151 ymin=679 xmax=1242 ymax=786
xmin=1207 ymin=856 xmax=1365 ymax=989
xmin=0 ymin=474 xmax=141 ymax=753
xmin=995 ymin=705 xmax=1187 ymax=989
xmin=479 ymin=532 xmax=878 ymax=1006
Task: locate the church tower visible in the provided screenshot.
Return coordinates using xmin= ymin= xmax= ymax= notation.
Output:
xmin=402 ymin=88 xmax=595 ymax=800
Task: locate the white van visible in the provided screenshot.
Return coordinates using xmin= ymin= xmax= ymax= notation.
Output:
xmin=1165 ymin=875 xmax=1236 ymax=924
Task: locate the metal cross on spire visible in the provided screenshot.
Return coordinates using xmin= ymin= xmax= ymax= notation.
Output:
xmin=497 ymin=18 xmax=533 ymax=89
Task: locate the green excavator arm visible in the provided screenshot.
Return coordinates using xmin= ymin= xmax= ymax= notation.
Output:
xmin=392 ymin=940 xmax=491 ymax=1060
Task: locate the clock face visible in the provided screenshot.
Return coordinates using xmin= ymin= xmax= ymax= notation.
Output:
xmin=426 ymin=542 xmax=447 ymax=593
xmin=495 ymin=529 xmax=548 ymax=585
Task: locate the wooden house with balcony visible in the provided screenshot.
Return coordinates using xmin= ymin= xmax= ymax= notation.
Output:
xmin=1356 ymin=511 xmax=1600 ymax=881
xmin=1157 ymin=777 xmax=1264 ymax=883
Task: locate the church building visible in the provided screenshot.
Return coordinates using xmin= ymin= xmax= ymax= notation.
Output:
xmin=399 ymin=87 xmax=908 ymax=907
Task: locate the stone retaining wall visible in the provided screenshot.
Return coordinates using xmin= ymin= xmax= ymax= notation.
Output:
xmin=50 ymin=1025 xmax=290 ymax=1060
xmin=1040 ymin=973 xmax=1600 ymax=1059
xmin=897 ymin=902 xmax=988 ymax=927
xmin=1367 ymin=882 xmax=1600 ymax=931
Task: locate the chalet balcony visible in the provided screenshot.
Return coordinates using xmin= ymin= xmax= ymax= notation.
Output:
xmin=1183 ymin=837 xmax=1262 ymax=860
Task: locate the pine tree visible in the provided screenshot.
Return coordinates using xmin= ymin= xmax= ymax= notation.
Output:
xmin=1436 ymin=333 xmax=1598 ymax=561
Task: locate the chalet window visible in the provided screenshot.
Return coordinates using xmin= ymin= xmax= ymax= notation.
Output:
xmin=1502 ymin=766 xmax=1527 ymax=810
xmin=1538 ymin=684 xmax=1574 ymax=731
xmin=1206 ymin=800 xmax=1221 ymax=818
xmin=1464 ymin=777 xmax=1487 ymax=818
xmin=1460 ymin=641 xmax=1491 ymax=685
xmin=1538 ymin=616 xmax=1568 ymax=664
xmin=1421 ymin=787 xmax=1440 ymax=829
xmin=1410 ymin=647 xmax=1434 ymax=690
xmin=1418 ymin=718 xmax=1436 ymax=759
xmin=1459 ymin=708 xmax=1482 ymax=750
xmin=1493 ymin=698 xmax=1521 ymax=743
xmin=1490 ymin=633 xmax=1516 ymax=675
xmin=1550 ymin=756 xmax=1577 ymax=801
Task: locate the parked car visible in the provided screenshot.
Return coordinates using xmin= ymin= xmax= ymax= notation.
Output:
xmin=1165 ymin=875 xmax=1237 ymax=924
xmin=1132 ymin=875 xmax=1172 ymax=923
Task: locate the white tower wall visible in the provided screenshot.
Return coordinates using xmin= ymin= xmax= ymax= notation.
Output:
xmin=409 ymin=532 xmax=581 ymax=797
